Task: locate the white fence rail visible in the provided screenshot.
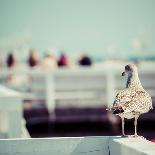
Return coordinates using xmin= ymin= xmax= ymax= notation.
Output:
xmin=1 ymin=62 xmax=155 ymax=113
xmin=0 ymin=136 xmax=155 ymax=155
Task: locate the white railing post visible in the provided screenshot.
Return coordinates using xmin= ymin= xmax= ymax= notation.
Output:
xmin=7 ymin=109 xmax=22 ymax=138
xmin=45 ymin=71 xmax=56 ymax=120
xmin=106 ymin=72 xmax=115 ymax=107
xmin=0 ymin=86 xmax=28 ymax=138
xmin=0 ymin=111 xmax=7 ymax=138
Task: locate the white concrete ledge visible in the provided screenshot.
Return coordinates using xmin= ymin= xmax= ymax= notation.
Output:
xmin=0 ymin=136 xmax=155 ymax=155
xmin=110 ymin=137 xmax=155 ymax=155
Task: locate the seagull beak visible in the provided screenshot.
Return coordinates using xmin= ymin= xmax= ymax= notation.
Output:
xmin=122 ymin=72 xmax=126 ymax=76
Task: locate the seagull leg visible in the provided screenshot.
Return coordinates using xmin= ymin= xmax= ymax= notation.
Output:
xmin=134 ymin=114 xmax=139 ymax=137
xmin=121 ymin=117 xmax=126 ymax=136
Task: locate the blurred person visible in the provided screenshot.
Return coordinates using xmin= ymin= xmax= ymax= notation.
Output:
xmin=5 ymin=52 xmax=29 ymax=87
xmin=27 ymin=49 xmax=40 ymax=68
xmin=5 ymin=52 xmax=16 ymax=85
xmin=78 ymin=54 xmax=92 ymax=66
xmin=6 ymin=52 xmax=16 ymax=68
xmin=42 ymin=52 xmax=57 ymax=69
xmin=57 ymin=53 xmax=69 ymax=67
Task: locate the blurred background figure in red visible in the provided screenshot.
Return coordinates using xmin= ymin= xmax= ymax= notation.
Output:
xmin=57 ymin=53 xmax=69 ymax=67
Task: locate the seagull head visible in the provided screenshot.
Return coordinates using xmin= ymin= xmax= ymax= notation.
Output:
xmin=122 ymin=64 xmax=137 ymax=76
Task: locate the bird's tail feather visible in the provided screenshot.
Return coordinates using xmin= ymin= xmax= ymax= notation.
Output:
xmin=112 ymin=107 xmax=124 ymax=114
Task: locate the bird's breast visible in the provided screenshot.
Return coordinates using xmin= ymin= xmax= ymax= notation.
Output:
xmin=119 ymin=112 xmax=135 ymax=119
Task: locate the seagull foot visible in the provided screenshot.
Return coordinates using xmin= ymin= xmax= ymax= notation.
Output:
xmin=128 ymin=135 xmax=145 ymax=139
xmin=121 ymin=134 xmax=128 ymax=138
xmin=130 ymin=134 xmax=139 ymax=138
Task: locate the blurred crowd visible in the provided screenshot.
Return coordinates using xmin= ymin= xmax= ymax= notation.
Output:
xmin=0 ymin=49 xmax=93 ymax=70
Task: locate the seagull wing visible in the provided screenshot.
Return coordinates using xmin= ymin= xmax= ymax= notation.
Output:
xmin=113 ymin=89 xmax=151 ymax=113
xmin=113 ymin=89 xmax=132 ymax=107
xmin=112 ymin=89 xmax=132 ymax=114
xmin=124 ymin=90 xmax=152 ymax=113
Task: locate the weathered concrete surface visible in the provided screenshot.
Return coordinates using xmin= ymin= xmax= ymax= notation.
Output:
xmin=0 ymin=136 xmax=155 ymax=155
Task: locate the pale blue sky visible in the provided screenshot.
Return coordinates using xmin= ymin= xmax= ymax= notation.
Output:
xmin=0 ymin=0 xmax=155 ymax=58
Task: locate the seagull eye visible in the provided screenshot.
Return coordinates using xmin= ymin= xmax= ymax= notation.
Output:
xmin=125 ymin=65 xmax=130 ymax=71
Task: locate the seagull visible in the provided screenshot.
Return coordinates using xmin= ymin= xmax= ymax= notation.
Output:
xmin=110 ymin=64 xmax=153 ymax=137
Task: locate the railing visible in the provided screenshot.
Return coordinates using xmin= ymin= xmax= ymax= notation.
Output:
xmin=0 ymin=136 xmax=155 ymax=155
xmin=0 ymin=86 xmax=30 ymax=138
xmin=1 ymin=62 xmax=155 ymax=113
